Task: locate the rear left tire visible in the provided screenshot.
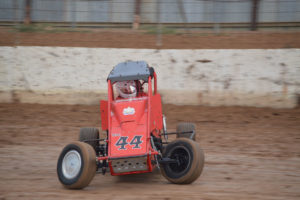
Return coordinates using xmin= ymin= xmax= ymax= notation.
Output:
xmin=79 ymin=127 xmax=99 ymax=152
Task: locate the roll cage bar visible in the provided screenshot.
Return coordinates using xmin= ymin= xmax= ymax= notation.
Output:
xmin=107 ymin=61 xmax=154 ymax=84
xmin=107 ymin=61 xmax=157 ymax=100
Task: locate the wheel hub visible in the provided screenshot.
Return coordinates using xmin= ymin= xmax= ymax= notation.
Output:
xmin=169 ymin=146 xmax=191 ymax=173
xmin=62 ymin=150 xmax=82 ymax=179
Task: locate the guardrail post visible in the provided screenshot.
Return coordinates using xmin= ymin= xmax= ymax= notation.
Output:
xmin=156 ymin=0 xmax=162 ymax=47
xmin=133 ymin=0 xmax=141 ymax=29
xmin=251 ymin=0 xmax=260 ymax=31
xmin=24 ymin=0 xmax=31 ymax=24
xmin=71 ymin=0 xmax=77 ymax=28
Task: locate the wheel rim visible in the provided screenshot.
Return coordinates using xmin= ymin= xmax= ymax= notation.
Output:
xmin=169 ymin=146 xmax=191 ymax=173
xmin=62 ymin=150 xmax=82 ymax=179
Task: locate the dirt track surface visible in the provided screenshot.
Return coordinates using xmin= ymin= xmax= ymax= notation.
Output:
xmin=1 ymin=29 xmax=300 ymax=49
xmin=0 ymin=103 xmax=299 ymax=200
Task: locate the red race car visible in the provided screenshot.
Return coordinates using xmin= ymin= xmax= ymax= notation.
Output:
xmin=57 ymin=61 xmax=205 ymax=189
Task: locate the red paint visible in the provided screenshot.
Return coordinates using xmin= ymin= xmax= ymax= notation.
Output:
xmin=97 ymin=156 xmax=108 ymax=161
xmin=100 ymin=100 xmax=108 ymax=130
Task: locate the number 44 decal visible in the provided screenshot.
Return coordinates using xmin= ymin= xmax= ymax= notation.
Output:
xmin=115 ymin=136 xmax=143 ymax=150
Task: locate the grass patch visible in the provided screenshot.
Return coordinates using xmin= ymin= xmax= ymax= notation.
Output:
xmin=140 ymin=25 xmax=177 ymax=34
xmin=14 ymin=24 xmax=43 ymax=32
xmin=11 ymin=23 xmax=90 ymax=33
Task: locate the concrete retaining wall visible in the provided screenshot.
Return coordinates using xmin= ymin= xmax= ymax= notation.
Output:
xmin=0 ymin=47 xmax=299 ymax=108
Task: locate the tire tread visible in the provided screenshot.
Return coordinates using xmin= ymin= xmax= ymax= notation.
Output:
xmin=176 ymin=122 xmax=196 ymax=141
xmin=161 ymin=138 xmax=204 ymax=184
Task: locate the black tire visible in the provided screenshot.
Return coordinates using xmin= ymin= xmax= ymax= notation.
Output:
xmin=160 ymin=138 xmax=204 ymax=184
xmin=79 ymin=127 xmax=99 ymax=151
xmin=176 ymin=122 xmax=196 ymax=141
xmin=57 ymin=141 xmax=97 ymax=189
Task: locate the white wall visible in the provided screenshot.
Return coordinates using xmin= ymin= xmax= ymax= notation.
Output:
xmin=0 ymin=47 xmax=299 ymax=108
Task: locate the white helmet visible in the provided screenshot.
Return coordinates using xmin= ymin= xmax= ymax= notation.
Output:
xmin=116 ymin=80 xmax=137 ymax=98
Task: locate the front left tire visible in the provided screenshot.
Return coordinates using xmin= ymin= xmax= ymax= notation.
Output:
xmin=176 ymin=123 xmax=196 ymax=141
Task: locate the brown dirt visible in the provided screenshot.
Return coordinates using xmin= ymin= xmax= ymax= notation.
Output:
xmin=0 ymin=103 xmax=300 ymax=200
xmin=0 ymin=28 xmax=300 ymax=49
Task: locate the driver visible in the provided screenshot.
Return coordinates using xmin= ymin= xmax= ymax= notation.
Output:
xmin=116 ymin=80 xmax=137 ymax=99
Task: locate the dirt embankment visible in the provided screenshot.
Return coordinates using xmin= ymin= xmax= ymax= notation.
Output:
xmin=0 ymin=103 xmax=299 ymax=200
xmin=0 ymin=29 xmax=300 ymax=49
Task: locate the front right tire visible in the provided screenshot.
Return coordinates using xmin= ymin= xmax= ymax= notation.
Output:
xmin=57 ymin=141 xmax=97 ymax=189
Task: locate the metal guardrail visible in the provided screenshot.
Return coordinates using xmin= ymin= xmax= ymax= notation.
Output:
xmin=0 ymin=0 xmax=299 ymax=24
xmin=0 ymin=0 xmax=299 ymax=47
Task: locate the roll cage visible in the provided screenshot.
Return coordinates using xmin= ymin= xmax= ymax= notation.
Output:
xmin=107 ymin=61 xmax=157 ymax=101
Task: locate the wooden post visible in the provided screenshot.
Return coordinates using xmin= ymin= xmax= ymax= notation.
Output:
xmin=251 ymin=0 xmax=259 ymax=31
xmin=24 ymin=0 xmax=31 ymax=24
xmin=133 ymin=0 xmax=141 ymax=29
